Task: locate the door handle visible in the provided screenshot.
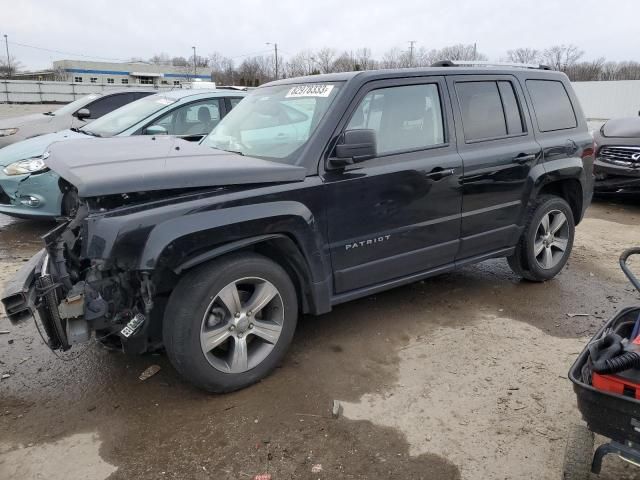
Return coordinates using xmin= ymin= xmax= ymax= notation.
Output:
xmin=512 ymin=152 xmax=538 ymax=164
xmin=425 ymin=168 xmax=455 ymax=180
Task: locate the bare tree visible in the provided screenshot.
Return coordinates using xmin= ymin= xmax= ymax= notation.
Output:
xmin=505 ymin=48 xmax=541 ymax=64
xmin=285 ymin=50 xmax=313 ymax=77
xmin=171 ymin=56 xmax=188 ymax=67
xmin=209 ymin=52 xmax=235 ymax=84
xmin=0 ymin=56 xmax=22 ymax=78
xmin=564 ymin=58 xmax=605 ymax=81
xmin=314 ymin=48 xmax=337 ymax=74
xmin=355 ymin=48 xmax=376 ymax=70
xmin=542 ymin=44 xmax=584 ymax=71
xmin=332 ymin=51 xmax=356 ymax=72
xmin=149 ymin=52 xmax=171 ymax=65
xmin=436 ymin=44 xmax=487 ymax=62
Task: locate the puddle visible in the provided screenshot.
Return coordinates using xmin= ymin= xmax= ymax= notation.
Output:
xmin=0 ymin=432 xmax=117 ymax=480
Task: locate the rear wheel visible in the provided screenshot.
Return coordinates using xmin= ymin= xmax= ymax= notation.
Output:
xmin=507 ymin=195 xmax=575 ymax=281
xmin=163 ymin=253 xmax=298 ymax=393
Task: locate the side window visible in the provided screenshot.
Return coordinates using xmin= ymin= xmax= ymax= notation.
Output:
xmin=456 ymin=82 xmax=507 ymax=141
xmin=151 ymin=99 xmax=223 ymax=136
xmin=498 ymin=81 xmax=525 ymax=135
xmin=84 ymin=94 xmax=132 ymax=119
xmin=346 ymin=83 xmax=445 ymax=155
xmin=230 ymin=97 xmax=243 ymax=109
xmin=526 ymin=80 xmax=577 ymax=132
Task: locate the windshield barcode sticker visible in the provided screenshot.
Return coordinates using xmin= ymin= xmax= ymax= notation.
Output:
xmin=286 ymin=84 xmax=334 ymax=98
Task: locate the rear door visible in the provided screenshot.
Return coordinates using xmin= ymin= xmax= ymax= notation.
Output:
xmin=143 ymin=98 xmax=224 ymax=141
xmin=447 ymin=75 xmax=541 ymax=260
xmin=323 ymin=77 xmax=463 ymax=294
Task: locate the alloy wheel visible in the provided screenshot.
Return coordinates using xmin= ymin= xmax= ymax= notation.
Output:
xmin=200 ymin=277 xmax=284 ymax=373
xmin=534 ymin=209 xmax=569 ymax=270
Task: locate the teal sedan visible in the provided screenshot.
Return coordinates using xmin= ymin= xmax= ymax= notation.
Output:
xmin=0 ymin=89 xmax=245 ymax=219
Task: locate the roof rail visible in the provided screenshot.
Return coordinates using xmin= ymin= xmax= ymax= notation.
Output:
xmin=431 ymin=60 xmax=552 ymax=70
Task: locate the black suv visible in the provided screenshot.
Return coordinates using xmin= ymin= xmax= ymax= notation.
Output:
xmin=2 ymin=64 xmax=594 ymax=392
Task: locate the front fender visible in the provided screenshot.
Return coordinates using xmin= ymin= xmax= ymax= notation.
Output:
xmin=139 ymin=201 xmax=329 ymax=284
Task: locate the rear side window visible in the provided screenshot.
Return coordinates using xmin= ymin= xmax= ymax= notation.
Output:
xmin=526 ymin=80 xmax=577 ymax=132
xmin=456 ymin=80 xmax=525 ymax=141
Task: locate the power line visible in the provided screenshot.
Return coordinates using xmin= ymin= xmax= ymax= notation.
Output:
xmin=8 ymin=40 xmax=130 ymax=62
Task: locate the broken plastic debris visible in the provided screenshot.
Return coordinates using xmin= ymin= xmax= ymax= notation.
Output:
xmin=311 ymin=464 xmax=323 ymax=473
xmin=139 ymin=365 xmax=161 ymax=381
xmin=566 ymin=313 xmax=590 ymax=318
xmin=1 ymin=374 xmax=10 ymax=380
xmin=252 ymin=474 xmax=272 ymax=480
xmin=0 ymin=330 xmax=10 ymax=335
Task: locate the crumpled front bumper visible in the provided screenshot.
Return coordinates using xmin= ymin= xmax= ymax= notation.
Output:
xmin=1 ymin=249 xmax=46 ymax=324
xmin=594 ymin=158 xmax=640 ymax=191
xmin=0 ymin=170 xmax=64 ymax=218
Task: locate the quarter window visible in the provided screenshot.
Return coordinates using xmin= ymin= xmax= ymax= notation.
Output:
xmin=526 ymin=80 xmax=577 ymax=132
xmin=346 ymin=83 xmax=445 ymax=155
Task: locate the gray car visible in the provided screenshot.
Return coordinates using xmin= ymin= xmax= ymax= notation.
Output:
xmin=0 ymin=89 xmax=156 ymax=149
xmin=593 ymin=116 xmax=640 ymax=192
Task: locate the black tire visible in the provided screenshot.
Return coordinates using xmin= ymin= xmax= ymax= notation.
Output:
xmin=507 ymin=195 xmax=575 ymax=282
xmin=562 ymin=423 xmax=594 ymax=480
xmin=163 ymin=253 xmax=298 ymax=393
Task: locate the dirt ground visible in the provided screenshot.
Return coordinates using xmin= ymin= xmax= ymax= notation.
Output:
xmin=1 ymin=155 xmax=640 ymax=478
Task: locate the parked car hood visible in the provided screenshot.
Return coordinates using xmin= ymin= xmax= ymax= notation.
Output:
xmin=45 ymin=136 xmax=307 ymax=197
xmin=0 ymin=129 xmax=85 ymax=167
xmin=602 ymin=117 xmax=640 ymax=138
xmin=0 ymin=112 xmax=55 ymax=130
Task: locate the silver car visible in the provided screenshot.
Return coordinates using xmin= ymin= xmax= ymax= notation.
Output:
xmin=0 ymin=90 xmax=156 ymax=149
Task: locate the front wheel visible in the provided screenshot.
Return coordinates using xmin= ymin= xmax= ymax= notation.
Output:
xmin=163 ymin=253 xmax=298 ymax=393
xmin=507 ymin=195 xmax=575 ymax=282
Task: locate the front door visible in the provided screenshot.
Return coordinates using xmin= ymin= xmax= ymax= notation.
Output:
xmin=322 ymin=77 xmax=463 ymax=295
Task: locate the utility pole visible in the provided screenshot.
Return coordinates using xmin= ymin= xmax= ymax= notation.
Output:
xmin=408 ymin=40 xmax=416 ymax=67
xmin=266 ymin=42 xmax=278 ymax=79
xmin=473 ymin=42 xmax=477 ymax=60
xmin=4 ymin=35 xmax=10 ymax=79
xmin=192 ymin=46 xmax=197 ymax=78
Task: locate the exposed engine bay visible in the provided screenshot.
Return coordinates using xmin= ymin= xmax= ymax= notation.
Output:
xmin=32 ymin=205 xmax=155 ymax=353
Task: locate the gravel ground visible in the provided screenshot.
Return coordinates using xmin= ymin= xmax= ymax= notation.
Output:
xmin=0 ymin=105 xmax=637 ymax=480
xmin=0 ymin=103 xmax=58 ymax=119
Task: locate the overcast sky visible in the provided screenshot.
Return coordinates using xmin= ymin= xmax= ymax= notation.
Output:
xmin=4 ymin=0 xmax=640 ymax=70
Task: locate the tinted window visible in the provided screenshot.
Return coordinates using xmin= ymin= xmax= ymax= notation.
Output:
xmin=498 ymin=81 xmax=524 ymax=135
xmin=152 ymin=99 xmax=223 ymax=136
xmin=346 ymin=83 xmax=445 ymax=155
xmin=456 ymin=82 xmax=507 ymax=141
xmin=85 ymin=93 xmax=133 ymax=119
xmin=526 ymin=80 xmax=577 ymax=132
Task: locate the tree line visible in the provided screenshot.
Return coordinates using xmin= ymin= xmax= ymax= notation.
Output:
xmin=3 ymin=43 xmax=640 ymax=85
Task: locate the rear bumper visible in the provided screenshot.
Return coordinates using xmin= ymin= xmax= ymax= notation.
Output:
xmin=1 ymin=249 xmax=46 ymax=324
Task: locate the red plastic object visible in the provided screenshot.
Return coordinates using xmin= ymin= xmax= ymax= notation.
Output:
xmin=593 ymin=372 xmax=640 ymax=399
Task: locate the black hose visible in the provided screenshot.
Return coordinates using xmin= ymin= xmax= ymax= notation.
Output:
xmin=52 ymin=240 xmax=73 ymax=290
xmin=593 ymin=351 xmax=640 ymax=374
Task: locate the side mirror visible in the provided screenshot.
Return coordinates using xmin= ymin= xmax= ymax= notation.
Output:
xmin=76 ymin=108 xmax=91 ymax=120
xmin=145 ymin=125 xmax=168 ymax=136
xmin=329 ymin=129 xmax=377 ymax=167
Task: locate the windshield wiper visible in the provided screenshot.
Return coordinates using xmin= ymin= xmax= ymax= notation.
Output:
xmin=211 ymin=146 xmax=244 ymax=156
xmin=71 ymin=127 xmax=101 ymax=137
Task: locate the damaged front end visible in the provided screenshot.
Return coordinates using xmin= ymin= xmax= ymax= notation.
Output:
xmin=1 ymin=205 xmax=155 ymax=353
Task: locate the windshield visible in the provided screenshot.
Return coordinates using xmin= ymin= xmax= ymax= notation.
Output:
xmin=203 ymin=82 xmax=341 ymax=161
xmin=81 ymin=95 xmax=177 ymax=137
xmin=52 ymin=94 xmax=101 ymax=116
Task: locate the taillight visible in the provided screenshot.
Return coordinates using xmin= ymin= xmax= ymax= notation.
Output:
xmin=582 ymin=141 xmax=595 ymax=159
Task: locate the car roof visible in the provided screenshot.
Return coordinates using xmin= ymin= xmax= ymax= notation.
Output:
xmin=157 ymin=88 xmax=246 ymax=100
xmin=99 ymin=88 xmax=158 ymax=96
xmin=264 ymin=66 xmax=567 ymax=87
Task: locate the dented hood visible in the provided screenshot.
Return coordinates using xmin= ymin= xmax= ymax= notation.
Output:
xmin=44 ymin=136 xmax=306 ymax=197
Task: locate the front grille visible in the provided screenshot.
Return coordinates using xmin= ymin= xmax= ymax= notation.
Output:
xmin=0 ymin=186 xmax=11 ymax=205
xmin=598 ymin=146 xmax=640 ymax=168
